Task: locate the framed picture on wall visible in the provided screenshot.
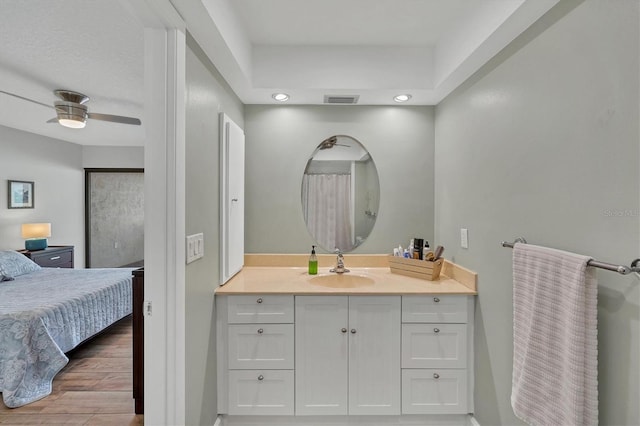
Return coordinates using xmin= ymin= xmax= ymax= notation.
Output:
xmin=8 ymin=180 xmax=34 ymax=209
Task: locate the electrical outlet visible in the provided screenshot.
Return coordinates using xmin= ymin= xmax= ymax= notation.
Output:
xmin=460 ymin=228 xmax=469 ymax=249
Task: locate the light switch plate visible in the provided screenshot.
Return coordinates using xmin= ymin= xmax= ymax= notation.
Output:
xmin=460 ymin=228 xmax=469 ymax=249
xmin=186 ymin=233 xmax=205 ymax=263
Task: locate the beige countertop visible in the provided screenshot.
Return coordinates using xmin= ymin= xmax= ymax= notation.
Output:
xmin=216 ymin=255 xmax=477 ymax=295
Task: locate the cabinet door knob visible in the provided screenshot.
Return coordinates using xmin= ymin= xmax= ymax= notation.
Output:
xmin=433 ymin=328 xmax=440 ymax=333
xmin=50 ymin=256 xmax=61 ymax=260
xmin=433 ymin=373 xmax=440 ymax=379
xmin=433 ymin=297 xmax=440 ymax=303
xmin=350 ymin=329 xmax=356 ymax=334
xmin=257 ymin=328 xmax=264 ymax=334
xmin=258 ymin=375 xmax=264 ymax=381
xmin=341 ymin=328 xmax=347 ymax=333
xmin=256 ymin=298 xmax=263 ymax=304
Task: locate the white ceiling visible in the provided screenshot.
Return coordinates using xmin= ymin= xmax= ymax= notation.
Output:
xmin=0 ymin=0 xmax=558 ymax=146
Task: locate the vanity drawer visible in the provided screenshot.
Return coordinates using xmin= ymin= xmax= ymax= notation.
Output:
xmin=227 ymin=295 xmax=294 ymax=324
xmin=402 ymin=323 xmax=467 ymax=368
xmin=402 ymin=295 xmax=468 ymax=323
xmin=228 ymin=324 xmax=294 ymax=369
xmin=402 ymin=369 xmax=468 ymax=414
xmin=228 ymin=370 xmax=294 ymax=415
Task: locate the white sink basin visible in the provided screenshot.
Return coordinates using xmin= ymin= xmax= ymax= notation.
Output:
xmin=309 ymin=273 xmax=375 ymax=288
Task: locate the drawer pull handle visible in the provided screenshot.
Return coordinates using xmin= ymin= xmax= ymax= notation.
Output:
xmin=433 ymin=373 xmax=440 ymax=379
xmin=257 ymin=328 xmax=264 ymax=334
xmin=258 ymin=375 xmax=264 ymax=381
xmin=351 ymin=329 xmax=356 ymax=334
xmin=433 ymin=297 xmax=440 ymax=303
xmin=256 ymin=298 xmax=263 ymax=304
xmin=50 ymin=256 xmax=61 ymax=260
xmin=341 ymin=328 xmax=347 ymax=333
xmin=434 ymin=328 xmax=440 ymax=333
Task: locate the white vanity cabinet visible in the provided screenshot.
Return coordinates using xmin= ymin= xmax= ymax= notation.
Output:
xmin=217 ymin=292 xmax=474 ymax=423
xmin=295 ymin=296 xmax=401 ymax=415
xmin=220 ymin=295 xmax=295 ymax=415
xmin=401 ymin=295 xmax=474 ymax=414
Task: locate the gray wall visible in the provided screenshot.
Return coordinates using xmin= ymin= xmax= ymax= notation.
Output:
xmin=185 ymin=34 xmax=244 ymax=425
xmin=82 ymin=146 xmax=143 ymax=169
xmin=0 ymin=125 xmax=85 ymax=266
xmin=0 ymin=126 xmax=144 ymax=268
xmin=434 ymin=1 xmax=639 ymax=425
xmin=244 ymin=105 xmax=435 ymax=254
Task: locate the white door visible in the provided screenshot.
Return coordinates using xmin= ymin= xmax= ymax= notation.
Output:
xmin=295 ymin=296 xmax=349 ymax=415
xmin=220 ymin=113 xmax=245 ymax=284
xmin=348 ymin=296 xmax=401 ymax=415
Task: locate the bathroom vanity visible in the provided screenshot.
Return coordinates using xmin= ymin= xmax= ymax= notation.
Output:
xmin=215 ymin=256 xmax=477 ymax=426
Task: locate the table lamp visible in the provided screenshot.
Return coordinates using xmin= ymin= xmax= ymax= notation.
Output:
xmin=21 ymin=223 xmax=51 ymax=250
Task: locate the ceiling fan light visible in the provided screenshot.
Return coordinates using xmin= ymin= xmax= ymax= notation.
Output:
xmin=54 ymin=101 xmax=88 ymax=128
xmin=58 ymin=116 xmax=86 ymax=129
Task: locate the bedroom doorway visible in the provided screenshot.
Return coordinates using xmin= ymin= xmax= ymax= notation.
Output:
xmin=85 ymin=168 xmax=144 ymax=268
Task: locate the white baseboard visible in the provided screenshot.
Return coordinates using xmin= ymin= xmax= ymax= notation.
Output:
xmin=218 ymin=414 xmax=473 ymax=426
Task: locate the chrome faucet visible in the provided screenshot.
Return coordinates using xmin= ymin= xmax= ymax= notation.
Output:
xmin=330 ymin=248 xmax=350 ymax=274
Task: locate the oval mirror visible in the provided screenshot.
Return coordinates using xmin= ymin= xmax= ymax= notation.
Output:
xmin=301 ymin=135 xmax=380 ymax=252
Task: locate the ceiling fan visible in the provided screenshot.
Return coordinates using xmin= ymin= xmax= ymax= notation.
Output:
xmin=319 ymin=136 xmax=350 ymax=150
xmin=0 ymin=89 xmax=141 ymax=129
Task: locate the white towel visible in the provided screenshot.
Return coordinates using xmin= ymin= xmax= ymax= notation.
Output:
xmin=511 ymin=243 xmax=598 ymax=426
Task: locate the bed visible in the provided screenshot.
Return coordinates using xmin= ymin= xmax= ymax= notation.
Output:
xmin=0 ymin=250 xmax=133 ymax=408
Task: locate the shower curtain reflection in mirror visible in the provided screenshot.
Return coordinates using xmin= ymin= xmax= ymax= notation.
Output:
xmin=302 ymin=173 xmax=353 ymax=251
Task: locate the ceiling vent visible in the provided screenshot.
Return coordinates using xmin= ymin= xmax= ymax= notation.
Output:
xmin=324 ymin=95 xmax=360 ymax=104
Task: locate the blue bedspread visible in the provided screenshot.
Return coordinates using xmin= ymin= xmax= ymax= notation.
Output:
xmin=0 ymin=268 xmax=133 ymax=408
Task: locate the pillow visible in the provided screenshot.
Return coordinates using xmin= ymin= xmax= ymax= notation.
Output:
xmin=0 ymin=250 xmax=41 ymax=279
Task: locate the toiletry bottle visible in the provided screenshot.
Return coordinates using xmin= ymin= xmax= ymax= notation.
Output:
xmin=308 ymin=245 xmax=318 ymax=275
xmin=414 ymin=238 xmax=424 ymax=260
xmin=423 ymin=241 xmax=430 ymax=260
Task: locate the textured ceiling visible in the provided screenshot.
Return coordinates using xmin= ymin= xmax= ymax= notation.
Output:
xmin=0 ymin=0 xmax=144 ymax=146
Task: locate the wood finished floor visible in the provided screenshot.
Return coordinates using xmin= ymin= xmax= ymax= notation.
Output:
xmin=0 ymin=316 xmax=143 ymax=425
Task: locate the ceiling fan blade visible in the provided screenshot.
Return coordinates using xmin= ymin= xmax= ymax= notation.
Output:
xmin=88 ymin=112 xmax=141 ymax=126
xmin=0 ymin=90 xmax=54 ymax=109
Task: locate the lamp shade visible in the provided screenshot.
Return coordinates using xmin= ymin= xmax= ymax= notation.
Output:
xmin=21 ymin=223 xmax=51 ymax=239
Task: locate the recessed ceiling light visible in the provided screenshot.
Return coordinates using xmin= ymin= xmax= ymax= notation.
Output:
xmin=393 ymin=94 xmax=412 ymax=103
xmin=272 ymin=93 xmax=290 ymax=102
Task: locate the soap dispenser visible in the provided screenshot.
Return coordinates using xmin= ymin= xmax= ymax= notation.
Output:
xmin=308 ymin=245 xmax=318 ymax=275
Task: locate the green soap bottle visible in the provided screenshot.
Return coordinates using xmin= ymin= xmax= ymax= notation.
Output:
xmin=308 ymin=245 xmax=318 ymax=275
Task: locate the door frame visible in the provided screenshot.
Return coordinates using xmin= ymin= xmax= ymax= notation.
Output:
xmin=127 ymin=1 xmax=187 ymax=424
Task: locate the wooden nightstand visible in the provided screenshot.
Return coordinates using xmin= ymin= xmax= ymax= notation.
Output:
xmin=18 ymin=245 xmax=74 ymax=268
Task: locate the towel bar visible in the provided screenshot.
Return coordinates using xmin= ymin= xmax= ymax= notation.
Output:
xmin=501 ymin=237 xmax=640 ymax=275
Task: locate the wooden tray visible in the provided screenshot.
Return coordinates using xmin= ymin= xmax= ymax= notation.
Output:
xmin=388 ymin=255 xmax=443 ymax=281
